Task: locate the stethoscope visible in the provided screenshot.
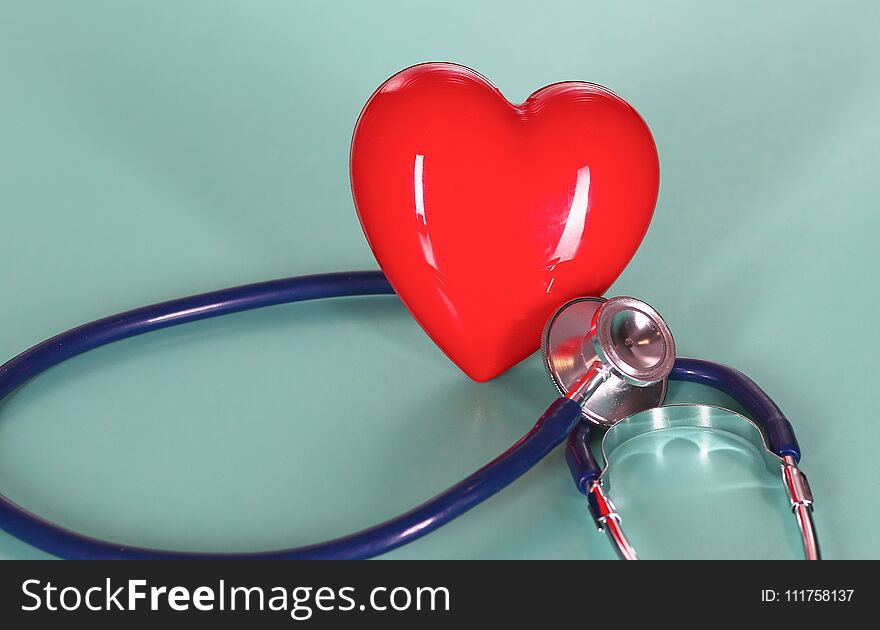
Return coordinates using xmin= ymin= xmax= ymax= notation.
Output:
xmin=0 ymin=270 xmax=818 ymax=560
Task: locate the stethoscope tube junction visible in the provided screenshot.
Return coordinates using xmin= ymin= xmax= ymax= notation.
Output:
xmin=0 ymin=272 xmax=818 ymax=560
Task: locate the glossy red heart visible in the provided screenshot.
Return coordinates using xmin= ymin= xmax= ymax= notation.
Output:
xmin=351 ymin=63 xmax=659 ymax=381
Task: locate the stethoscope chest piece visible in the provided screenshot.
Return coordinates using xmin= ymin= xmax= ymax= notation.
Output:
xmin=542 ymin=296 xmax=676 ymax=427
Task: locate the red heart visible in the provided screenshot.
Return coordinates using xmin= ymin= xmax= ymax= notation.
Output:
xmin=351 ymin=63 xmax=659 ymax=381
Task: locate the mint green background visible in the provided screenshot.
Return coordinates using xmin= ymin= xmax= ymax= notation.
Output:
xmin=0 ymin=1 xmax=877 ymax=560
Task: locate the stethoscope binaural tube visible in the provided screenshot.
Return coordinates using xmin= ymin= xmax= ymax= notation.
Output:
xmin=0 ymin=271 xmax=816 ymax=559
xmin=564 ymin=363 xmax=819 ymax=560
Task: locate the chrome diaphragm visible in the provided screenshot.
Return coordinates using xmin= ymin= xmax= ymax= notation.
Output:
xmin=541 ymin=296 xmax=676 ymax=426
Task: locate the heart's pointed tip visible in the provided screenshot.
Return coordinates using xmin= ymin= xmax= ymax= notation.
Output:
xmin=463 ymin=370 xmax=499 ymax=383
xmin=445 ymin=333 xmax=539 ymax=382
xmin=454 ymin=358 xmax=511 ymax=383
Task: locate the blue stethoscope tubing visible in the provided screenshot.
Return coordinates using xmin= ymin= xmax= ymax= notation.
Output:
xmin=0 ymin=271 xmax=801 ymax=559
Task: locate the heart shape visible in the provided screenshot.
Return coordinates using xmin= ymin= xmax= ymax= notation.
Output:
xmin=351 ymin=63 xmax=659 ymax=381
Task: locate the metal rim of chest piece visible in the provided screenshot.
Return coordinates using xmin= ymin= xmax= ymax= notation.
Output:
xmin=541 ymin=296 xmax=670 ymax=427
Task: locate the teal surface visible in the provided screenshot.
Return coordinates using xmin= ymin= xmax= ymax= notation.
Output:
xmin=0 ymin=1 xmax=877 ymax=559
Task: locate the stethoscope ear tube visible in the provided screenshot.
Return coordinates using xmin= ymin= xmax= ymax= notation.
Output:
xmin=564 ymin=424 xmax=638 ymax=560
xmin=669 ymin=357 xmax=801 ymax=462
xmin=564 ymin=358 xmax=817 ymax=560
xmin=565 ymin=422 xmax=600 ymax=494
xmin=564 ymin=358 xmax=805 ymax=494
